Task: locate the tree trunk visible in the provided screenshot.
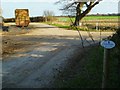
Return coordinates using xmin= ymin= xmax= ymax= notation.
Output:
xmin=74 ymin=14 xmax=84 ymax=26
xmin=73 ymin=3 xmax=81 ymax=26
xmin=74 ymin=15 xmax=80 ymax=26
xmin=73 ymin=2 xmax=99 ymax=26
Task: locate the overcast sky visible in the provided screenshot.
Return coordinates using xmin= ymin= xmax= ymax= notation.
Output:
xmin=1 ymin=0 xmax=119 ymax=18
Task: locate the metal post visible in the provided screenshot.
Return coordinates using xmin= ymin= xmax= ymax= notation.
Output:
xmin=102 ymin=48 xmax=110 ymax=88
xmin=99 ymin=25 xmax=102 ymax=42
xmin=101 ymin=39 xmax=115 ymax=89
xmin=96 ymin=22 xmax=98 ymax=31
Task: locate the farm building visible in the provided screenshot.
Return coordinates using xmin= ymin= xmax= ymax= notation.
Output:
xmin=15 ymin=9 xmax=30 ymax=27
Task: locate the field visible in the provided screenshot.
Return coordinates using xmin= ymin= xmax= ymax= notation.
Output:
xmin=48 ymin=15 xmax=119 ymax=31
xmin=58 ymin=15 xmax=119 ymax=21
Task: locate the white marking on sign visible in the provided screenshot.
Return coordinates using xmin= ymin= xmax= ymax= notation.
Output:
xmin=101 ymin=40 xmax=115 ymax=49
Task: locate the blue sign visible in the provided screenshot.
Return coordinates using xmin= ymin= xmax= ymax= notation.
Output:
xmin=100 ymin=40 xmax=115 ymax=49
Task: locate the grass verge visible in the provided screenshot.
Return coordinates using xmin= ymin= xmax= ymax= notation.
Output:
xmin=45 ymin=22 xmax=116 ymax=32
xmin=53 ymin=44 xmax=119 ymax=88
xmin=46 ymin=22 xmax=98 ymax=31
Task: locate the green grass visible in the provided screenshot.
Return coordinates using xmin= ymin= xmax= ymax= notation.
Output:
xmin=47 ymin=23 xmax=89 ymax=31
xmin=54 ymin=45 xmax=119 ymax=88
xmin=58 ymin=17 xmax=74 ymax=22
xmin=83 ymin=15 xmax=119 ymax=20
xmin=49 ymin=23 xmax=70 ymax=29
xmin=58 ymin=15 xmax=119 ymax=22
xmin=46 ymin=22 xmax=115 ymax=32
xmin=45 ymin=15 xmax=118 ymax=31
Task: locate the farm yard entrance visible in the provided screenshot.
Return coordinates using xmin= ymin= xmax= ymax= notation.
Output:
xmin=2 ymin=23 xmax=114 ymax=88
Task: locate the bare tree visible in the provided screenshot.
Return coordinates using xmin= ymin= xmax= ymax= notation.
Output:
xmin=56 ymin=0 xmax=102 ymax=26
xmin=43 ymin=10 xmax=55 ymax=22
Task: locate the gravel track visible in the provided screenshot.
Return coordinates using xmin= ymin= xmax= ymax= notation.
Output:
xmin=2 ymin=23 xmax=114 ymax=88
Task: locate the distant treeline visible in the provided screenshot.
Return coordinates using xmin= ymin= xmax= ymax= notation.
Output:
xmin=58 ymin=13 xmax=120 ymax=17
xmin=87 ymin=13 xmax=120 ymax=16
xmin=3 ymin=18 xmax=15 ymax=22
xmin=30 ymin=17 xmax=45 ymax=22
xmin=3 ymin=13 xmax=119 ymax=22
xmin=3 ymin=16 xmax=46 ymax=22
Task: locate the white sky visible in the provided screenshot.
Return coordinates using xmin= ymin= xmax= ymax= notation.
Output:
xmin=1 ymin=0 xmax=57 ymax=2
xmin=1 ymin=0 xmax=119 ymax=18
xmin=1 ymin=0 xmax=120 ymax=2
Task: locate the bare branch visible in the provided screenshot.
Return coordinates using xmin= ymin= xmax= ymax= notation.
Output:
xmin=62 ymin=2 xmax=76 ymax=10
xmin=56 ymin=0 xmax=102 ymax=26
xmin=85 ymin=2 xmax=89 ymax=7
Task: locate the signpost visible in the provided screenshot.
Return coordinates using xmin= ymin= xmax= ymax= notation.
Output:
xmin=96 ymin=22 xmax=98 ymax=31
xmin=100 ymin=40 xmax=115 ymax=88
xmin=101 ymin=40 xmax=115 ymax=49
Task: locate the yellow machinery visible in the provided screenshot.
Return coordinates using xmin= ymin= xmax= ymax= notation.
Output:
xmin=15 ymin=9 xmax=30 ymax=27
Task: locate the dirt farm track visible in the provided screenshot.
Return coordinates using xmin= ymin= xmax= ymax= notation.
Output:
xmin=0 ymin=23 xmax=114 ymax=88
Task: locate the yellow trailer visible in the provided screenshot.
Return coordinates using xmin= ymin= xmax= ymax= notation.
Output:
xmin=15 ymin=9 xmax=30 ymax=27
